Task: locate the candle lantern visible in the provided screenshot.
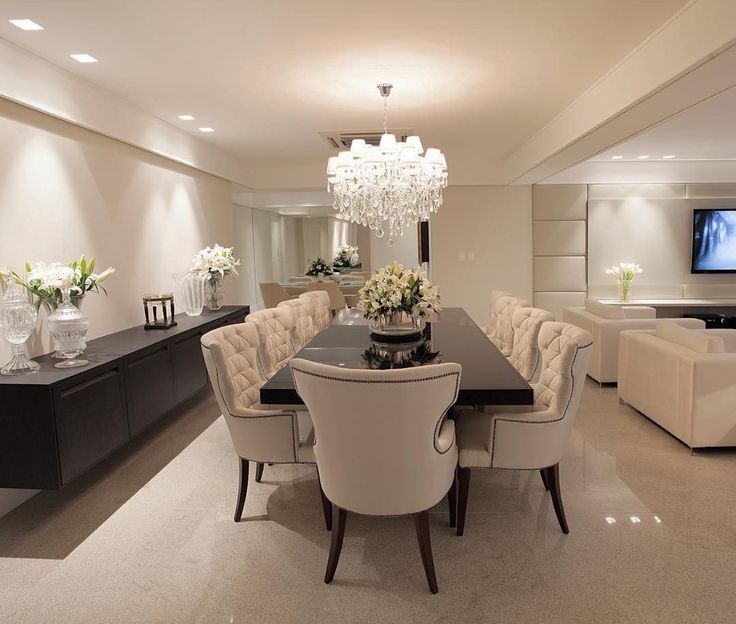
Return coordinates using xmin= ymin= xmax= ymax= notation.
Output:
xmin=143 ymin=293 xmax=177 ymax=330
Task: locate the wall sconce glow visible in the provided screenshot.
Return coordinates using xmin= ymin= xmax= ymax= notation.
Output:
xmin=178 ymin=114 xmax=195 ymax=121
xmin=605 ymin=517 xmax=616 ymax=524
xmin=198 ymin=127 xmax=214 ymax=133
xmin=70 ymin=54 xmax=98 ymax=63
xmin=611 ymin=155 xmax=623 ymax=160
xmin=629 ymin=515 xmax=641 ymax=524
xmin=662 ymin=155 xmax=676 ymax=159
xmin=9 ymin=18 xmax=44 ymax=30
xmin=637 ymin=155 xmax=650 ymax=160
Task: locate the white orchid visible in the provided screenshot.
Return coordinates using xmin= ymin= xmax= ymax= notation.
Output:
xmin=358 ymin=261 xmax=441 ymax=321
xmin=190 ymin=244 xmax=240 ymax=280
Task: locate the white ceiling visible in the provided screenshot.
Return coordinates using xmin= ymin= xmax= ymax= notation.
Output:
xmin=0 ymin=0 xmax=689 ymax=186
xmin=543 ymin=84 xmax=736 ymax=183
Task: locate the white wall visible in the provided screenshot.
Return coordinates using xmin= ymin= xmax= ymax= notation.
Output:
xmin=370 ymin=229 xmax=419 ymax=272
xmin=430 ymin=186 xmax=533 ymax=327
xmin=588 ymin=183 xmax=736 ymax=299
xmin=0 ymin=97 xmax=237 ymax=517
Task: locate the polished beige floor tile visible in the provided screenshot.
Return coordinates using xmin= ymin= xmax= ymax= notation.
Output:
xmin=1 ymin=379 xmax=736 ymax=623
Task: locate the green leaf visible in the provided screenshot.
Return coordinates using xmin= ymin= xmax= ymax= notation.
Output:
xmin=25 ymin=262 xmax=32 ymax=273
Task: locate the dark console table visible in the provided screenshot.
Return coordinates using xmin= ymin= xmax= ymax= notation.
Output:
xmin=0 ymin=305 xmax=249 ymax=490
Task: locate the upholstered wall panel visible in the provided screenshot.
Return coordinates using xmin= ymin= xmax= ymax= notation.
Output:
xmin=683 ymin=284 xmax=736 ymax=299
xmin=533 ymin=292 xmax=586 ymax=321
xmin=534 ymin=256 xmax=587 ymax=292
xmin=686 ymin=183 xmax=736 ymax=198
xmin=588 ymin=183 xmax=685 ymax=200
xmin=533 ymin=221 xmax=586 ymax=256
xmin=532 ymin=184 xmax=587 ymax=220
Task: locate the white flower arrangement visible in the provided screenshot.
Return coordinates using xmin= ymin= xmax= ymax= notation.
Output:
xmin=6 ymin=256 xmax=115 ymax=309
xmin=305 ymin=257 xmax=333 ymax=277
xmin=333 ymin=244 xmax=359 ymax=269
xmin=358 ymin=261 xmax=441 ymax=321
xmin=190 ymin=244 xmax=240 ymax=281
xmin=606 ymin=262 xmax=643 ymax=282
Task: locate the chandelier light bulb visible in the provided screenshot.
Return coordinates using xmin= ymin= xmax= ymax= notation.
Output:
xmin=326 ymin=84 xmax=447 ymax=238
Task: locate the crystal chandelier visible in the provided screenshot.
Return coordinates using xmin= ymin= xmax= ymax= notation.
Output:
xmin=326 ymin=83 xmax=448 ymax=241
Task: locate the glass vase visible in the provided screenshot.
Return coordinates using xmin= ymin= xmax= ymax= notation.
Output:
xmin=617 ymin=279 xmax=632 ymax=303
xmin=0 ymin=278 xmax=40 ymax=375
xmin=369 ymin=311 xmax=426 ymax=341
xmin=177 ymin=273 xmax=206 ymax=316
xmin=207 ymin=277 xmax=224 ymax=311
xmin=48 ymin=289 xmax=89 ymax=368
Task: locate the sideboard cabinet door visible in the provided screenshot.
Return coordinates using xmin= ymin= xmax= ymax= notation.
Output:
xmin=54 ymin=369 xmax=128 ymax=485
xmin=171 ymin=333 xmax=208 ymax=403
xmin=126 ymin=346 xmax=175 ymax=438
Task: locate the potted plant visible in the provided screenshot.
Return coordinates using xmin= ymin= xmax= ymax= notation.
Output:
xmin=305 ymin=257 xmax=333 ymax=281
xmin=606 ymin=262 xmax=643 ymax=303
xmin=332 ymin=244 xmax=359 ymax=273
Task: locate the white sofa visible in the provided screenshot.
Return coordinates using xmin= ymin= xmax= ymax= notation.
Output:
xmin=562 ymin=299 xmax=705 ymax=383
xmin=618 ymin=321 xmax=736 ymax=449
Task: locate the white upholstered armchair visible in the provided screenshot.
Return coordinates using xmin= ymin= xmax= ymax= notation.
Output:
xmin=455 ymin=322 xmax=593 ymax=536
xmin=201 ymin=323 xmax=323 ymax=524
xmin=508 ymin=306 xmax=555 ymax=381
xmin=290 ymin=358 xmax=461 ymax=594
xmin=277 ymin=298 xmax=317 ymax=352
xmin=298 ymin=291 xmax=331 ymax=332
xmin=489 ymin=295 xmax=530 ymax=356
xmin=244 ymin=307 xmax=295 ymax=379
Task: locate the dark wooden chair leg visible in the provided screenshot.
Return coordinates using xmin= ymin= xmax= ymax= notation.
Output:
xmin=324 ymin=506 xmax=347 ymax=584
xmin=413 ymin=510 xmax=439 ymax=594
xmin=317 ymin=470 xmax=332 ymax=531
xmin=234 ymin=458 xmax=249 ymax=522
xmin=456 ymin=467 xmax=471 ymax=536
xmin=540 ymin=468 xmax=549 ymax=491
xmin=448 ymin=467 xmax=458 ymax=528
xmin=545 ymin=463 xmax=569 ymax=534
xmin=255 ymin=462 xmax=264 ymax=483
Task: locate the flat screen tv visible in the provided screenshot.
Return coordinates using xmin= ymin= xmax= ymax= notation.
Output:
xmin=692 ymin=209 xmax=736 ymax=273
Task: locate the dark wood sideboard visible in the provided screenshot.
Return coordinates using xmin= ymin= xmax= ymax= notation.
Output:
xmin=0 ymin=305 xmax=249 ymax=490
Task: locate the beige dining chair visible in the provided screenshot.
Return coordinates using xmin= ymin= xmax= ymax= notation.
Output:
xmin=508 ymin=307 xmax=555 ymax=382
xmin=290 ymin=358 xmax=461 ymax=594
xmin=306 ymin=281 xmax=346 ymax=313
xmin=489 ymin=295 xmax=530 ymax=356
xmin=201 ymin=323 xmax=326 ymax=525
xmin=277 ymin=298 xmax=317 ymax=352
xmin=244 ymin=308 xmax=295 ymax=379
xmin=454 ymin=322 xmax=593 ymax=536
xmin=259 ymin=282 xmax=293 ymax=309
xmin=298 ymin=291 xmax=331 ymax=332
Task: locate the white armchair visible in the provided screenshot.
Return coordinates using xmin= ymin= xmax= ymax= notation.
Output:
xmin=290 ymin=358 xmax=461 ymax=594
xmin=618 ymin=321 xmax=736 ymax=449
xmin=298 ymin=291 xmax=331 ymax=332
xmin=455 ymin=322 xmax=593 ymax=536
xmin=563 ymin=299 xmax=705 ymax=383
xmin=277 ymin=298 xmax=317 ymax=352
xmin=201 ymin=323 xmax=322 ymax=524
xmin=482 ymin=289 xmax=511 ymax=336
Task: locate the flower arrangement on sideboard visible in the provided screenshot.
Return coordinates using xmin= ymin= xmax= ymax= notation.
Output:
xmin=190 ymin=244 xmax=240 ymax=311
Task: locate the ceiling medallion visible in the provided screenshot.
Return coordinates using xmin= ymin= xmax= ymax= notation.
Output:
xmin=326 ymin=83 xmax=448 ymax=243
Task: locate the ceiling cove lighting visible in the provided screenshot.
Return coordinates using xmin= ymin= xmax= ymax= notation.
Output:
xmin=637 ymin=155 xmax=650 ymax=160
xmin=326 ymin=83 xmax=447 ymax=242
xmin=198 ymin=127 xmax=214 ymax=133
xmin=9 ymin=18 xmax=43 ymax=30
xmin=662 ymin=154 xmax=676 ymax=159
xmin=178 ymin=114 xmax=195 ymax=121
xmin=70 ymin=53 xmax=98 ymax=63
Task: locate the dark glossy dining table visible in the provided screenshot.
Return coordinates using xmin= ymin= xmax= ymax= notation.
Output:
xmin=260 ymin=307 xmax=534 ymax=407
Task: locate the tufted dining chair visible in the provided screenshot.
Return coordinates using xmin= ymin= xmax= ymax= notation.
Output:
xmin=290 ymin=359 xmax=461 ymax=594
xmin=455 ymin=322 xmax=593 ymax=536
xmin=508 ymin=307 xmax=555 ymax=382
xmin=306 ymin=281 xmax=347 ymax=313
xmin=482 ymin=289 xmax=512 ymax=337
xmin=489 ymin=295 xmax=530 ymax=356
xmin=201 ymin=323 xmax=326 ymax=525
xmin=244 ymin=308 xmax=295 ymax=379
xmin=298 ymin=291 xmax=332 ymax=332
xmin=277 ymin=298 xmax=317 ymax=352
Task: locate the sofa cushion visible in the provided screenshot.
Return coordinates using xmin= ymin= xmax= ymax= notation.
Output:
xmin=655 ymin=320 xmax=725 ymax=354
xmin=584 ymin=299 xmax=625 ymax=320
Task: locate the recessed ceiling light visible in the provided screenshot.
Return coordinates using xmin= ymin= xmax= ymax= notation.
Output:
xmin=178 ymin=114 xmax=195 ymax=121
xmin=637 ymin=155 xmax=650 ymax=160
xmin=70 ymin=53 xmax=98 ymax=63
xmin=9 ymin=18 xmax=43 ymax=30
xmin=198 ymin=127 xmax=214 ymax=133
xmin=611 ymin=155 xmax=623 ymax=160
xmin=662 ymin=154 xmax=676 ymax=159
